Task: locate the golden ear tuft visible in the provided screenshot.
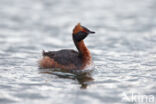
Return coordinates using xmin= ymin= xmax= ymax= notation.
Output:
xmin=77 ymin=23 xmax=81 ymax=27
xmin=73 ymin=23 xmax=83 ymax=34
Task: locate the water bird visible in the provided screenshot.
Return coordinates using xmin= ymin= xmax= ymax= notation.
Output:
xmin=39 ymin=23 xmax=95 ymax=70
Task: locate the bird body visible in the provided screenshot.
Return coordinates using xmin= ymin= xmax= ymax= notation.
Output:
xmin=39 ymin=23 xmax=95 ymax=70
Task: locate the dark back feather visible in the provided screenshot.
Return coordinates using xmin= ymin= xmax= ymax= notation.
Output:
xmin=43 ymin=49 xmax=83 ymax=68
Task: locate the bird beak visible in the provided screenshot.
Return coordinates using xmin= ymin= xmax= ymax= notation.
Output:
xmin=81 ymin=26 xmax=95 ymax=34
xmin=88 ymin=30 xmax=95 ymax=34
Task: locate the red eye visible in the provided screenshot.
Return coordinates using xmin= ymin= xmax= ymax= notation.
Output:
xmin=82 ymin=29 xmax=87 ymax=33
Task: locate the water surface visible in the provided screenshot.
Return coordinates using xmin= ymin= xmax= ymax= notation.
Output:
xmin=0 ymin=0 xmax=156 ymax=104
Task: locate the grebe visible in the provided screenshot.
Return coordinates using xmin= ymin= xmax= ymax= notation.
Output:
xmin=39 ymin=23 xmax=95 ymax=70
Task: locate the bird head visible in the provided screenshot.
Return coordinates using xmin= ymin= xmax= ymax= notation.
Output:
xmin=73 ymin=23 xmax=95 ymax=42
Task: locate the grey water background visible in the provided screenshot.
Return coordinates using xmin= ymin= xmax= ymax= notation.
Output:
xmin=0 ymin=0 xmax=156 ymax=104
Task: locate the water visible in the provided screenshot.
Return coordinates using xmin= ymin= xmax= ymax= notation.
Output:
xmin=0 ymin=0 xmax=156 ymax=104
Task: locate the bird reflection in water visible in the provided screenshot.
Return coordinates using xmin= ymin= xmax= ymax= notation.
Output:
xmin=39 ymin=68 xmax=94 ymax=89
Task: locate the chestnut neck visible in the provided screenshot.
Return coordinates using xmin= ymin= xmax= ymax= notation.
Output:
xmin=73 ymin=38 xmax=91 ymax=58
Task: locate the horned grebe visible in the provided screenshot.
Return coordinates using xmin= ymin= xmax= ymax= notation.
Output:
xmin=39 ymin=23 xmax=95 ymax=70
